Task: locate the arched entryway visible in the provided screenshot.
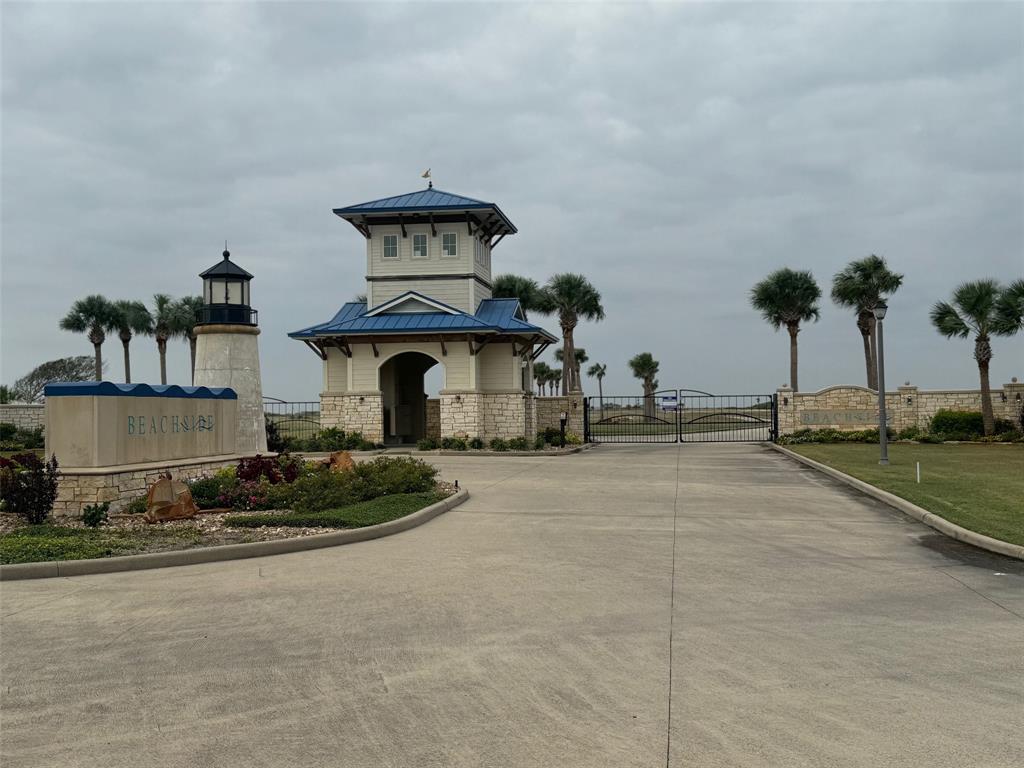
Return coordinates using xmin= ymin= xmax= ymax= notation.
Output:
xmin=378 ymin=351 xmax=443 ymax=445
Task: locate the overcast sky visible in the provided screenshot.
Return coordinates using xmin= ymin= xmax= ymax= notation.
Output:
xmin=3 ymin=1 xmax=1022 ymax=401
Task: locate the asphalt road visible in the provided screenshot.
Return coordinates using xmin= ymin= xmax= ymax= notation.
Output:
xmin=2 ymin=445 xmax=1021 ymax=767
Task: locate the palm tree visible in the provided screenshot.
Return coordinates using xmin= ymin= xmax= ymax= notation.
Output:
xmin=548 ymin=369 xmax=562 ymax=396
xmin=108 ymin=300 xmax=152 ymax=384
xmin=994 ymin=278 xmax=1024 ymax=335
xmin=148 ymin=294 xmax=185 ymax=385
xmin=587 ymin=362 xmax=607 ymax=411
xmin=492 ymin=274 xmax=544 ymax=319
xmin=59 ymin=295 xmax=116 ymax=380
xmin=831 ymin=255 xmax=903 ymax=389
xmin=931 ymin=279 xmax=1018 ymax=435
xmin=629 ymin=353 xmax=659 ymax=417
xmin=175 ymin=296 xmax=205 ymax=384
xmin=555 ymin=347 xmax=588 ymax=395
xmin=536 ymin=274 xmax=604 ymax=394
xmin=750 ymin=268 xmax=821 ymax=392
xmin=533 ymin=361 xmax=552 ymax=395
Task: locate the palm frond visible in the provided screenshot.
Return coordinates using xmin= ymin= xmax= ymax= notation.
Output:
xmin=929 ymin=301 xmax=971 ymax=338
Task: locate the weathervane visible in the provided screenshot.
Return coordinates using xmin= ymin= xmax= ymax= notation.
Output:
xmin=421 ymin=168 xmax=432 ymax=189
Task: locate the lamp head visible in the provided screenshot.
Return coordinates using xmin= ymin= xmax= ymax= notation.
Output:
xmin=873 ymin=300 xmax=888 ymax=321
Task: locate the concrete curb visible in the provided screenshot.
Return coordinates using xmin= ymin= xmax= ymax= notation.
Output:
xmin=0 ymin=489 xmax=470 ymax=581
xmin=770 ymin=444 xmax=1024 ymax=561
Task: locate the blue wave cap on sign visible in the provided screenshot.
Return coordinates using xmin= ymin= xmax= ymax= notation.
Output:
xmin=43 ymin=382 xmax=238 ymax=400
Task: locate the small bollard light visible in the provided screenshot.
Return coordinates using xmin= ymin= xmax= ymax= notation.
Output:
xmin=559 ymin=411 xmax=568 ymax=446
xmin=454 ymin=480 xmax=459 ymax=489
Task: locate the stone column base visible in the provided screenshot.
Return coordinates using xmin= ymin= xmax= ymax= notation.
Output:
xmin=320 ymin=392 xmax=383 ymax=443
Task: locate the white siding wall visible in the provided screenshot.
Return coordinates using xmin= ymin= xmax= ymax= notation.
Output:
xmin=345 ymin=341 xmax=475 ymax=392
xmin=478 ymin=344 xmax=519 ymax=391
xmin=322 ymin=347 xmax=349 ymax=393
xmin=371 ymin=278 xmax=473 ymax=312
xmin=367 ymin=224 xmax=472 ymax=277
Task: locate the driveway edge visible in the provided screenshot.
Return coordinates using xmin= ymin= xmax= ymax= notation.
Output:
xmin=769 ymin=443 xmax=1024 ymax=561
xmin=0 ymin=489 xmax=470 ymax=581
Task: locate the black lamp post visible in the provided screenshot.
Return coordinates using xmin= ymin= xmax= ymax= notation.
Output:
xmin=198 ymin=249 xmax=257 ymax=326
xmin=874 ymin=300 xmax=889 ymax=466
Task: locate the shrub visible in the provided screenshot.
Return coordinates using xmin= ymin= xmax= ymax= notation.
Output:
xmin=218 ymin=480 xmax=276 ymax=511
xmin=930 ymin=410 xmax=984 ymax=438
xmin=508 ymin=437 xmax=532 ymax=451
xmin=237 ymin=454 xmax=284 ymax=484
xmin=417 ymin=437 xmax=439 ymax=451
xmin=214 ymin=466 xmax=237 ymax=482
xmin=290 ymin=469 xmax=356 ymax=513
xmin=469 ymin=437 xmax=484 ymax=450
xmin=16 ymin=427 xmax=44 ymax=450
xmin=187 ymin=476 xmax=225 ymax=509
xmin=0 ymin=422 xmax=16 ymax=440
xmin=277 ymin=454 xmax=304 ymax=483
xmin=538 ymin=426 xmax=565 ymax=447
xmin=779 ymin=428 xmax=892 ymax=445
xmin=81 ymin=502 xmax=109 ymax=528
xmin=564 ymin=432 xmax=582 ymax=446
xmin=0 ymin=453 xmax=59 ymax=524
xmin=895 ymin=426 xmax=923 ymax=441
xmin=440 ymin=437 xmax=468 ymax=451
xmin=0 ymin=423 xmax=44 ymax=450
xmin=225 ymin=492 xmax=443 ymax=530
xmin=265 ymin=420 xmax=291 ymax=453
xmin=122 ymin=495 xmax=147 ymax=515
xmin=350 ymin=456 xmax=438 ymax=500
xmin=489 ymin=437 xmax=509 ymax=452
xmin=533 ymin=435 xmax=546 ymax=450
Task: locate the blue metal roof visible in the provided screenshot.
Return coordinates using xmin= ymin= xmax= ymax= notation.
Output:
xmin=332 ymin=186 xmax=517 ymax=235
xmin=289 ymin=294 xmax=556 ymax=341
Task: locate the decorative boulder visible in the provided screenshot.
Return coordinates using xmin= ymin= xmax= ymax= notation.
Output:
xmin=328 ymin=450 xmax=355 ymax=473
xmin=144 ymin=474 xmax=199 ymax=523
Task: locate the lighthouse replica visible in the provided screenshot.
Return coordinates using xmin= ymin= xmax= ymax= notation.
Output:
xmin=193 ymin=249 xmax=268 ymax=453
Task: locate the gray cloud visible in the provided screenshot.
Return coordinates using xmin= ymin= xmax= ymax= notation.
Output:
xmin=3 ymin=1 xmax=1022 ymax=400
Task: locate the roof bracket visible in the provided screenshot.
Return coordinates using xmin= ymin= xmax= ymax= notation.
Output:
xmin=398 ymin=214 xmax=407 ymax=238
xmin=303 ymin=340 xmax=327 ymax=361
xmin=371 ymin=342 xmax=380 ymax=358
xmin=490 ymin=233 xmax=507 ymax=250
xmin=466 ymin=211 xmax=474 ymax=236
xmin=439 ymin=338 xmax=447 ymax=357
xmin=429 ymin=212 xmax=437 ymax=237
xmin=470 ymin=335 xmax=494 ymax=356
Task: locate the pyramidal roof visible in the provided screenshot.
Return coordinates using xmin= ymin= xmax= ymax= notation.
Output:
xmin=332 ymin=186 xmax=517 ymax=235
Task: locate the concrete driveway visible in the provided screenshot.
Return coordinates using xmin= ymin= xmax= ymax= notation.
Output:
xmin=2 ymin=445 xmax=1021 ymax=767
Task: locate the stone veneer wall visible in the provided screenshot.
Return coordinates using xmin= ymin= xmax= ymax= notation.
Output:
xmin=439 ymin=392 xmax=482 ymax=438
xmin=535 ymin=395 xmax=585 ymax=438
xmin=425 ymin=399 xmax=440 ymax=440
xmin=776 ymin=380 xmax=1024 ymax=435
xmin=53 ymin=455 xmax=245 ymax=517
xmin=0 ymin=404 xmax=45 ymax=431
xmin=320 ymin=392 xmax=384 ymax=443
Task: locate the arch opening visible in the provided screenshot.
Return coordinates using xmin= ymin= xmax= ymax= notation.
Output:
xmin=378 ymin=351 xmax=443 ymax=445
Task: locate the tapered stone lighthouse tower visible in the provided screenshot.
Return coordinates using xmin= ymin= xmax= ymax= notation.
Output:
xmin=193 ymin=249 xmax=267 ymax=453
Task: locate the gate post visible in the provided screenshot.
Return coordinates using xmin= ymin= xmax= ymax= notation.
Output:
xmin=583 ymin=397 xmax=591 ymax=443
xmin=771 ymin=394 xmax=779 ymax=442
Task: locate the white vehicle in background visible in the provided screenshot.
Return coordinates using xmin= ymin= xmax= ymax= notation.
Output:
xmin=660 ymin=394 xmax=679 ymax=412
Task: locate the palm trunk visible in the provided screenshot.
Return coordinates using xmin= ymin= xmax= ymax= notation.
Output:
xmin=122 ymin=338 xmax=132 ymax=384
xmin=787 ymin=322 xmax=800 ymax=393
xmin=643 ymin=381 xmax=655 ymax=418
xmin=857 ymin=312 xmax=873 ymax=389
xmin=158 ymin=338 xmax=168 ymax=385
xmin=598 ymin=377 xmax=604 ymax=412
xmin=93 ymin=343 xmax=103 ymax=381
xmin=561 ymin=317 xmax=578 ymax=394
xmin=976 ymin=334 xmax=995 ymax=436
xmin=189 ymin=335 xmax=198 ymax=385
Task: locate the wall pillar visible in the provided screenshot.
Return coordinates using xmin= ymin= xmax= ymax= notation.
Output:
xmin=320 ymin=392 xmax=383 ymax=443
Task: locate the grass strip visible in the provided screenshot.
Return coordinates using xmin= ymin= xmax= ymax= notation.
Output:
xmin=788 ymin=443 xmax=1024 ymax=547
xmin=0 ymin=525 xmax=201 ymax=565
xmin=224 ymin=491 xmax=445 ymax=529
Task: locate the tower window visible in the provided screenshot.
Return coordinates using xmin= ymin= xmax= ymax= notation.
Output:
xmin=383 ymin=234 xmax=399 ymax=259
xmin=441 ymin=232 xmax=458 ymax=257
xmin=412 ymin=233 xmax=428 ymax=259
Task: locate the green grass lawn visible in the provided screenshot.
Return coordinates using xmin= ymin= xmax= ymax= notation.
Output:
xmin=788 ymin=443 xmax=1024 ymax=547
xmin=0 ymin=525 xmax=203 ymax=565
xmin=225 ymin=491 xmax=445 ymax=529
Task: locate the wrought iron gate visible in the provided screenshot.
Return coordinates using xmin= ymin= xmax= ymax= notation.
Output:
xmin=584 ymin=390 xmax=777 ymax=444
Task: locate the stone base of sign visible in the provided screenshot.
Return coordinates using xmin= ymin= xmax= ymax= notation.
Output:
xmin=776 ymin=380 xmax=1024 ymax=435
xmin=52 ymin=454 xmax=256 ymax=517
